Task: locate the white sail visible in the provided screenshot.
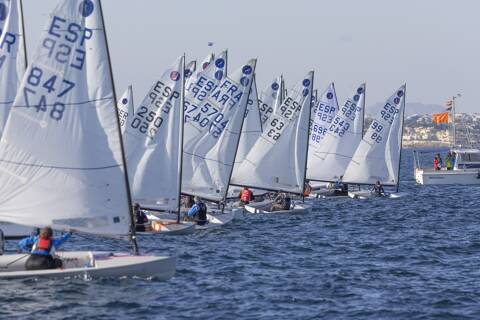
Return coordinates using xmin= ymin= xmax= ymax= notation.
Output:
xmin=343 ymin=85 xmax=406 ymax=186
xmin=231 ymin=75 xmax=262 ymax=180
xmin=259 ymin=75 xmax=283 ymax=125
xmin=0 ymin=0 xmax=26 ymax=137
xmin=307 ymin=84 xmax=366 ymax=182
xmin=185 ymin=50 xmax=227 ymax=107
xmin=117 ymin=85 xmax=134 ymax=134
xmin=184 ymin=60 xmax=196 ymax=87
xmin=198 ymin=52 xmax=214 ymax=75
xmin=231 ymin=72 xmax=314 ymax=194
xmin=123 ymin=57 xmax=185 ymax=212
xmin=182 ymin=60 xmax=256 ymax=201
xmin=0 ymin=0 xmax=131 ymax=236
xmin=309 ymin=83 xmax=339 ymax=146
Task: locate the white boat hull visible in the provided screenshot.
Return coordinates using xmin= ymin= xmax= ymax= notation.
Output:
xmin=415 ymin=168 xmax=480 ymax=185
xmin=138 ymin=219 xmax=196 ymax=236
xmin=0 ymin=251 xmax=176 ymax=280
xmin=244 ymin=200 xmax=312 ymax=214
xmin=147 ymin=208 xmax=240 ymax=230
xmin=348 ymin=191 xmax=407 ymax=199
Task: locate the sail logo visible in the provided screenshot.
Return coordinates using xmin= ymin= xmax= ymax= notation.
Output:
xmin=302 ymin=79 xmax=311 ymax=87
xmin=240 ymin=76 xmax=249 ymax=87
xmin=215 ymin=58 xmax=225 ymax=68
xmin=122 ymin=98 xmax=128 ymax=105
xmin=242 ymin=65 xmax=253 ymax=75
xmin=202 ymin=62 xmax=210 ymax=70
xmin=326 ymin=92 xmax=334 ymax=99
xmin=357 ymin=87 xmax=364 ymax=94
xmin=302 ymin=89 xmax=309 ymax=97
xmin=0 ymin=3 xmax=7 ymax=21
xmin=353 ymin=95 xmax=360 ymax=102
xmin=185 ymin=69 xmax=192 ymax=78
xmin=170 ymin=71 xmax=180 ymax=81
xmin=271 ymin=82 xmax=279 ymax=91
xmin=79 ymin=0 xmax=95 ymax=17
xmin=215 ymin=70 xmax=223 ymax=80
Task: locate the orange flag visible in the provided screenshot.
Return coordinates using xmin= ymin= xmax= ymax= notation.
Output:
xmin=432 ymin=112 xmax=449 ymax=124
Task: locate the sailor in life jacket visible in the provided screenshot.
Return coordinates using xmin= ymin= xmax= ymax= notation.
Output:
xmin=240 ymin=187 xmax=254 ymax=204
xmin=185 ymin=196 xmax=208 ymax=226
xmin=18 ymin=226 xmax=72 ymax=271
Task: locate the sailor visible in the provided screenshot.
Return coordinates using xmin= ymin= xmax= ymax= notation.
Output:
xmin=371 ymin=180 xmax=385 ymax=197
xmin=303 ymin=182 xmax=312 ymax=197
xmin=445 ymin=152 xmax=453 ymax=170
xmin=271 ymin=193 xmax=291 ymax=211
xmin=333 ymin=175 xmax=348 ymax=196
xmin=434 ymin=153 xmax=443 ymax=170
xmin=18 ymin=227 xmax=71 ymax=270
xmin=134 ymin=203 xmax=150 ymax=232
xmin=185 ymin=196 xmax=208 ymax=225
xmin=240 ymin=187 xmax=254 ymax=205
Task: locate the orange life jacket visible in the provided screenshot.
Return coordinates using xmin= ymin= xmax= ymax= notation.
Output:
xmin=304 ymin=184 xmax=312 ymax=197
xmin=35 ymin=237 xmax=52 ymax=253
xmin=241 ymin=189 xmax=253 ymax=202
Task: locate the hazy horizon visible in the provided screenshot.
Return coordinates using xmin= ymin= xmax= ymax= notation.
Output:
xmin=21 ymin=0 xmax=480 ymax=114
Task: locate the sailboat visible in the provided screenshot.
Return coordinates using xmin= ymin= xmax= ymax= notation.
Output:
xmin=344 ymin=85 xmax=406 ymax=199
xmin=307 ymin=84 xmax=366 ymax=198
xmin=117 ymin=85 xmax=134 ymax=134
xmin=123 ymin=56 xmax=195 ymax=235
xmin=0 ymin=0 xmax=43 ymax=239
xmin=181 ymin=60 xmax=256 ymax=227
xmin=231 ymin=72 xmax=315 ymax=214
xmin=305 ymin=83 xmax=339 ymax=191
xmin=0 ymin=0 xmax=175 ymax=279
xmin=228 ymin=75 xmax=266 ymax=200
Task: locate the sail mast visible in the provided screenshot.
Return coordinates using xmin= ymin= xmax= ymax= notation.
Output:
xmin=176 ymin=55 xmax=186 ymax=223
xmin=98 ymin=0 xmax=138 ymax=253
xmin=18 ymin=0 xmax=28 ymax=68
xmin=223 ymin=60 xmax=257 ymax=205
xmin=361 ymin=83 xmax=366 ymax=137
xmin=396 ymin=84 xmax=406 ymax=193
xmin=302 ymin=71 xmax=314 ymax=202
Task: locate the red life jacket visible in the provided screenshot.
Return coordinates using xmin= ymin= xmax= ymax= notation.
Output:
xmin=241 ymin=189 xmax=253 ymax=202
xmin=35 ymin=237 xmax=53 ymax=253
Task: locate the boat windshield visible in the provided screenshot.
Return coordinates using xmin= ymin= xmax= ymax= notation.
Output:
xmin=458 ymin=153 xmax=480 ymax=163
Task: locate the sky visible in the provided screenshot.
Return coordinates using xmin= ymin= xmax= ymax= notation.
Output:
xmin=22 ymin=0 xmax=480 ymax=113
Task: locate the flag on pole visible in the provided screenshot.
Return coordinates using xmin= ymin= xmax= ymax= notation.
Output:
xmin=432 ymin=112 xmax=449 ymax=124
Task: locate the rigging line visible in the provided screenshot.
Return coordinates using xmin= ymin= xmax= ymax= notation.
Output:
xmin=12 ymin=96 xmax=114 ymax=109
xmin=0 ymin=159 xmax=121 ymax=171
xmin=182 ymin=150 xmax=234 ymax=167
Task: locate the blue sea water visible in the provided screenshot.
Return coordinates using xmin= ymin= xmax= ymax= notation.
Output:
xmin=1 ymin=150 xmax=480 ymax=320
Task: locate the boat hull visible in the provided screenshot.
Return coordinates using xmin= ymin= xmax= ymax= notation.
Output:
xmin=137 ymin=220 xmax=196 ymax=236
xmin=0 ymin=251 xmax=176 ymax=280
xmin=147 ymin=208 xmax=240 ymax=230
xmin=244 ymin=200 xmax=312 ymax=214
xmin=415 ymin=168 xmax=480 ymax=185
xmin=348 ymin=191 xmax=407 ymax=199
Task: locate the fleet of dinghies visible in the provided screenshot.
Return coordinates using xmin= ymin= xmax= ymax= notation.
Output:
xmin=0 ymin=0 xmax=407 ymax=279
